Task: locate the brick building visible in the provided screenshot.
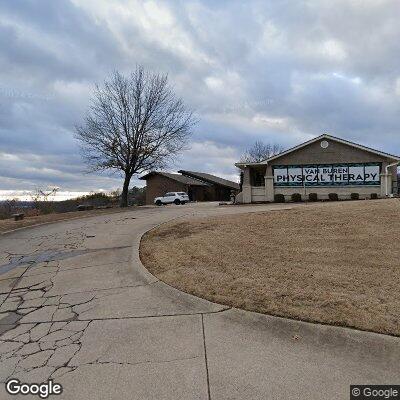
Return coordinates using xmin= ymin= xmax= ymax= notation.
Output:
xmin=139 ymin=171 xmax=239 ymax=205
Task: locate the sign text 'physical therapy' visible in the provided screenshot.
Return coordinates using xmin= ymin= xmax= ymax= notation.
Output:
xmin=273 ymin=163 xmax=381 ymax=187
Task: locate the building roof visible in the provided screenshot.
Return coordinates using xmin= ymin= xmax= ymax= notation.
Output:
xmin=178 ymin=170 xmax=240 ymax=190
xmin=139 ymin=171 xmax=209 ymax=186
xmin=235 ymin=133 xmax=400 ymax=168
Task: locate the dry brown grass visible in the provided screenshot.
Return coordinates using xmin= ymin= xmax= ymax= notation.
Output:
xmin=0 ymin=207 xmax=137 ymax=234
xmin=141 ymin=199 xmax=400 ymax=336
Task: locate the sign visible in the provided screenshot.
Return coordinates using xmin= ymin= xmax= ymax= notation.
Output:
xmin=273 ymin=163 xmax=381 ymax=187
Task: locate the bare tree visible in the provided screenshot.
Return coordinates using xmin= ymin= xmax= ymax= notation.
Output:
xmin=238 ymin=141 xmax=283 ymax=190
xmin=31 ymin=187 xmax=59 ymax=202
xmin=75 ymin=67 xmax=196 ymax=207
xmin=240 ymin=140 xmax=283 ymax=163
xmin=30 ymin=187 xmax=59 ymax=215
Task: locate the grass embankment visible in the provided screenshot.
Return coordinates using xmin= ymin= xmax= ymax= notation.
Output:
xmin=0 ymin=207 xmax=136 ymax=234
xmin=141 ymin=199 xmax=400 ymax=336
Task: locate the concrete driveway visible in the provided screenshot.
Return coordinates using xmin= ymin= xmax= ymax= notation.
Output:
xmin=0 ymin=202 xmax=399 ymax=399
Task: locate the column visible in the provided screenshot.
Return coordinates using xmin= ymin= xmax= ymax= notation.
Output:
xmin=242 ymin=167 xmax=252 ymax=203
xmin=265 ymin=176 xmax=275 ymax=202
xmin=380 ymin=173 xmax=391 ymax=196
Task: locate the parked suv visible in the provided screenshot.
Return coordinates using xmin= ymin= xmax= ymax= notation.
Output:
xmin=154 ymin=192 xmax=189 ymax=206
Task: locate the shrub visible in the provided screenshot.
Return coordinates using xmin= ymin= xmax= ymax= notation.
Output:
xmin=274 ymin=194 xmax=285 ymax=203
xmin=370 ymin=193 xmax=378 ymax=200
xmin=308 ymin=193 xmax=318 ymax=202
xmin=0 ymin=199 xmax=18 ymax=220
xmin=291 ymin=193 xmax=302 ymax=202
xmin=350 ymin=193 xmax=359 ymax=200
xmin=328 ymin=193 xmax=339 ymax=201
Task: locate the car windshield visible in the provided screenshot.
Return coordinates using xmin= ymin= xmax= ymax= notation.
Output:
xmin=165 ymin=192 xmax=175 ymax=196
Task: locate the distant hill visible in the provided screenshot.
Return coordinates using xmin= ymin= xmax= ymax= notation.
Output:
xmin=0 ymin=188 xmax=146 ymax=220
xmin=0 ymin=200 xmax=34 ymax=208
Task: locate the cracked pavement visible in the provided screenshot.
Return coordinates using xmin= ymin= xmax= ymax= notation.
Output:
xmin=0 ymin=203 xmax=399 ymax=399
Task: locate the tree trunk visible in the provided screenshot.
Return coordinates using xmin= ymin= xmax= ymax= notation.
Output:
xmin=120 ymin=173 xmax=131 ymax=207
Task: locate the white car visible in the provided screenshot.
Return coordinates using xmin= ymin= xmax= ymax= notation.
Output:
xmin=154 ymin=192 xmax=190 ymax=206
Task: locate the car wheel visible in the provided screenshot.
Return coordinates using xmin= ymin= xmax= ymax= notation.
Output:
xmin=174 ymin=199 xmax=181 ymax=205
xmin=155 ymin=200 xmax=162 ymax=206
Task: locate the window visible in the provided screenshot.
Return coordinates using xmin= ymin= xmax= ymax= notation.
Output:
xmin=251 ymin=170 xmax=265 ymax=186
xmin=273 ymin=163 xmax=381 ymax=186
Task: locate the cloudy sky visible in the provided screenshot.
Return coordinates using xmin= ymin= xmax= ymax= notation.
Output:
xmin=1 ymin=0 xmax=400 ymax=199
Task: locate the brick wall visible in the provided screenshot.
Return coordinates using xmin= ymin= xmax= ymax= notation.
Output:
xmin=144 ymin=175 xmax=187 ymax=205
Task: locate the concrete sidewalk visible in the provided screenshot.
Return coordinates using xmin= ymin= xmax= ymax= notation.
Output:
xmin=0 ymin=203 xmax=399 ymax=399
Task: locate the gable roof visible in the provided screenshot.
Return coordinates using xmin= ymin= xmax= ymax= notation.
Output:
xmin=178 ymin=170 xmax=240 ymax=190
xmin=139 ymin=171 xmax=209 ymax=186
xmin=235 ymin=134 xmax=400 ymax=167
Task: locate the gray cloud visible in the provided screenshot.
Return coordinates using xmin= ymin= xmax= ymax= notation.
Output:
xmin=0 ymin=0 xmax=399 ymax=196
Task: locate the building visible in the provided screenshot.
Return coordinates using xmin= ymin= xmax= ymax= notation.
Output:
xmin=178 ymin=170 xmax=240 ymax=202
xmin=139 ymin=172 xmax=208 ymax=205
xmin=139 ymin=171 xmax=239 ymax=205
xmin=235 ymin=134 xmax=399 ymax=203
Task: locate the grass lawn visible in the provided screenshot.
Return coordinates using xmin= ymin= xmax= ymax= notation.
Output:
xmin=140 ymin=199 xmax=400 ymax=336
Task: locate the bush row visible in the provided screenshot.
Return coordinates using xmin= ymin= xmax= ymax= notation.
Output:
xmin=274 ymin=192 xmax=379 ymax=203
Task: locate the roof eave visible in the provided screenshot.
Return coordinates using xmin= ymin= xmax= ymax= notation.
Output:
xmin=138 ymin=172 xmax=155 ymax=180
xmin=241 ymin=134 xmax=400 ymax=165
xmin=322 ymin=134 xmax=400 ymax=161
xmin=235 ymin=162 xmax=265 ymax=169
xmin=179 ymin=170 xmax=239 ymax=189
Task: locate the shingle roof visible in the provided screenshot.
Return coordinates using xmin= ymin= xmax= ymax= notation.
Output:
xmin=178 ymin=170 xmax=240 ymax=190
xmin=139 ymin=171 xmax=209 ymax=186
